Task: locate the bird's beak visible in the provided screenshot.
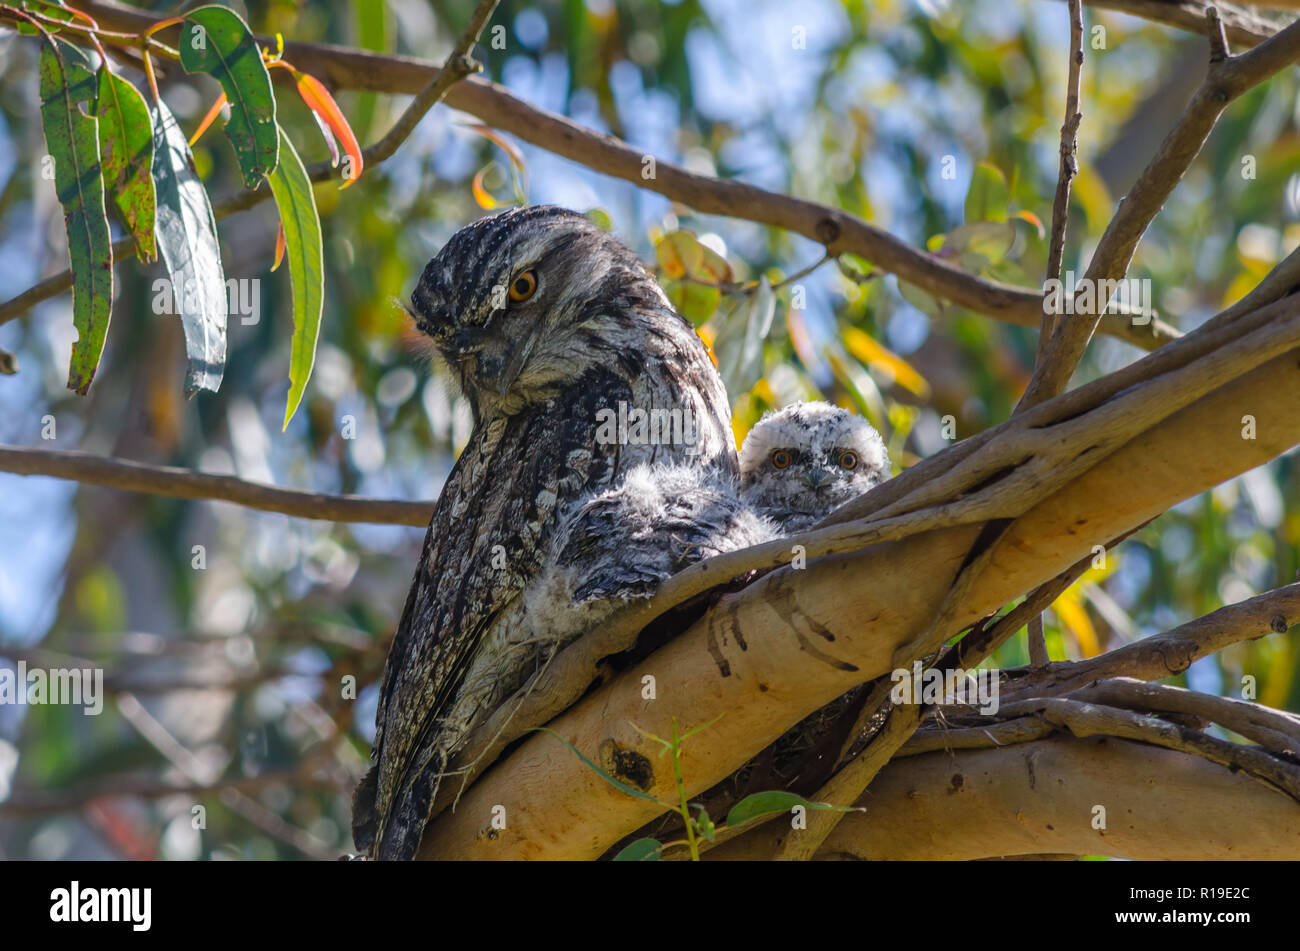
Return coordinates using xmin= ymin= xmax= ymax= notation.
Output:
xmin=451 ymin=325 xmax=493 ymax=356
xmin=803 ymin=469 xmax=829 ymax=490
xmin=496 ymin=333 xmax=536 ymax=398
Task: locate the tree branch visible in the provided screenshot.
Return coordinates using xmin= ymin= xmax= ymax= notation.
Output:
xmin=1004 ymin=581 xmax=1300 ymax=698
xmin=1077 ymin=0 xmax=1289 ymax=48
xmin=705 ymin=736 xmax=1300 ymax=860
xmin=0 ymin=0 xmax=1177 ymax=350
xmin=1018 ymin=10 xmax=1300 ymax=409
xmin=0 ymin=445 xmax=433 ymax=525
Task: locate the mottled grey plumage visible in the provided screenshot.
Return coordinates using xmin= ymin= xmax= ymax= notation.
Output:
xmin=527 ymin=463 xmax=778 ymax=641
xmin=353 ymin=206 xmax=736 ymax=860
xmin=739 ymin=401 xmax=890 ymax=532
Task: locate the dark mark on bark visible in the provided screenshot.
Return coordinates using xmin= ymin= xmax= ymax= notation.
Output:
xmin=599 ymin=738 xmax=654 ymax=791
xmin=768 ymin=575 xmax=859 ymax=672
xmin=725 ymin=610 xmax=748 ymax=651
xmin=705 ymin=609 xmax=732 ymax=678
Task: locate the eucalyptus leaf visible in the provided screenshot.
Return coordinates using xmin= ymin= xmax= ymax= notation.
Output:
xmin=965 ymin=161 xmax=1009 ymax=223
xmin=96 ymin=68 xmax=156 ymax=262
xmin=612 ymin=838 xmax=663 ymax=861
xmin=268 ymin=128 xmax=324 ymax=430
xmin=725 ymin=790 xmax=861 ymax=828
xmin=719 ymin=276 xmax=775 ymax=396
xmin=151 ymin=97 xmax=227 ymax=396
xmin=179 ymin=4 xmax=278 ymax=188
xmin=37 ymin=37 xmax=112 ymax=395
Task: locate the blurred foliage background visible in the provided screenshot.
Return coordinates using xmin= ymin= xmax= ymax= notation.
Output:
xmin=1 ymin=0 xmax=1298 ymax=859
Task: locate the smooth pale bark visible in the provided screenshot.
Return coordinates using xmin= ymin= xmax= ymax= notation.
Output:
xmin=420 ymin=350 xmax=1300 ymax=860
xmin=704 ymin=736 xmax=1300 ymax=860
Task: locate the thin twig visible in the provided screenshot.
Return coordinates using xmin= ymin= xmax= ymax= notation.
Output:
xmin=1037 ymin=0 xmax=1085 ymax=364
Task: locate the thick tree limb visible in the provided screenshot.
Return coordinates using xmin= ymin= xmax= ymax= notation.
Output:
xmin=705 ymin=736 xmax=1300 ymax=860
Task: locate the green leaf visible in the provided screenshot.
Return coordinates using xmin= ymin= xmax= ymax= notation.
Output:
xmin=612 ymin=838 xmax=663 ymax=861
xmin=945 ymin=221 xmax=1017 ymax=268
xmin=178 ymin=5 xmax=278 ymax=188
xmin=898 ymin=279 xmax=945 ymax=319
xmin=267 ymin=127 xmax=323 ymax=430
xmin=38 ymin=37 xmax=113 ymax=395
xmin=529 ymin=727 xmax=665 ymax=805
xmin=724 ymin=790 xmax=862 ymax=828
xmin=663 ymin=277 xmax=720 ymax=326
xmin=692 ymin=804 xmax=717 ymax=842
xmin=584 ymin=207 xmax=613 ymax=232
xmin=17 ymin=0 xmax=74 ymax=34
xmin=96 ymin=68 xmax=156 ymax=262
xmin=151 ymin=97 xmax=227 ymax=396
xmin=718 ymin=276 xmax=775 ymax=397
xmin=965 ymin=162 xmax=1009 ymax=223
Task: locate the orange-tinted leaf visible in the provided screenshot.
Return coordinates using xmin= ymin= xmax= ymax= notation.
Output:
xmin=785 ymin=306 xmax=817 ymax=370
xmin=189 ymin=92 xmax=228 ymax=147
xmin=460 ymin=122 xmax=526 ymax=177
xmin=272 ymin=220 xmax=285 ymax=272
xmin=472 ymin=163 xmax=513 ymax=209
xmin=1011 ymin=209 xmax=1045 ymax=238
xmin=310 ymin=108 xmax=340 ymax=167
xmin=656 ymin=231 xmax=703 ymax=280
xmin=842 ymin=325 xmax=931 ymax=399
xmin=697 ymin=243 xmax=733 ymax=284
xmin=294 ymin=70 xmax=363 ymax=188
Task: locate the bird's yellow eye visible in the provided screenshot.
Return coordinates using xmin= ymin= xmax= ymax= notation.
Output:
xmin=771 ymin=449 xmax=793 ymax=470
xmin=509 ymin=270 xmax=538 ymax=302
xmin=837 ymin=450 xmax=858 ymax=470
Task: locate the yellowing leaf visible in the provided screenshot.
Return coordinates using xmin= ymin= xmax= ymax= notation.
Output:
xmin=1053 ymin=590 xmax=1099 ymax=658
xmin=472 ymin=163 xmax=513 ymax=209
xmin=1072 ymin=162 xmax=1114 ymax=233
xmin=656 ymin=231 xmax=704 ymax=280
xmin=842 ymin=325 xmax=931 ymax=399
xmin=697 ymin=243 xmax=733 ymax=284
xmin=272 ymin=220 xmax=285 ymax=272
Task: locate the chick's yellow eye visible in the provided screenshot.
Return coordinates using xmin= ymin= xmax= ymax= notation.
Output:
xmin=838 ymin=450 xmax=858 ymax=470
xmin=771 ymin=449 xmax=793 ymax=470
xmin=509 ymin=270 xmax=538 ymax=302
